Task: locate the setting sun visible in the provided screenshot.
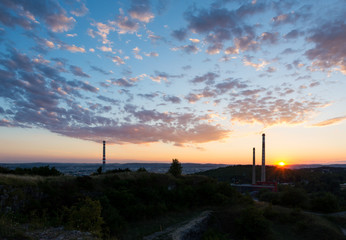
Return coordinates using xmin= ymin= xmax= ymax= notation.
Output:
xmin=278 ymin=162 xmax=286 ymax=167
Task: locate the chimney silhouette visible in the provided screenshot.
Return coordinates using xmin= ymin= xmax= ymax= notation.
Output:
xmin=252 ymin=147 xmax=256 ymax=184
xmin=102 ymin=141 xmax=106 ymax=172
xmin=261 ymin=134 xmax=265 ymax=182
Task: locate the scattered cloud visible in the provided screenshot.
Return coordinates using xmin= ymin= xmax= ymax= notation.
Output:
xmin=128 ymin=0 xmax=154 ymax=23
xmin=312 ymin=116 xmax=346 ymax=127
xmin=305 ymin=20 xmax=346 ymax=74
xmin=63 ymin=44 xmax=86 ymax=53
xmin=70 ymin=65 xmax=90 ymax=78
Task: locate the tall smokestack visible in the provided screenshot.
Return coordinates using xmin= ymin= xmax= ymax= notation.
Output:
xmin=261 ymin=133 xmax=265 ymax=182
xmin=102 ymin=140 xmax=106 ymax=172
xmin=252 ymin=147 xmax=256 ymax=184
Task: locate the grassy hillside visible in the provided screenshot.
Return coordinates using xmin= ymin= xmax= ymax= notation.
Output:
xmin=0 ymin=171 xmax=240 ymax=239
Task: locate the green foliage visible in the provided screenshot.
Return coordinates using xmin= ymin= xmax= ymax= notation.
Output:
xmin=136 ymin=167 xmax=147 ymax=172
xmin=63 ymin=197 xmax=104 ymax=237
xmin=0 ymin=165 xmax=62 ymax=176
xmin=235 ymin=207 xmax=271 ymax=240
xmin=258 ymin=189 xmax=280 ymax=204
xmin=106 ymin=168 xmax=132 ymax=174
xmin=96 ymin=166 xmax=102 ymax=174
xmin=168 ymin=158 xmax=182 ymax=177
xmin=309 ymin=192 xmax=339 ymax=213
xmin=202 ymin=228 xmax=229 ymax=240
xmin=280 ymin=187 xmax=308 ymax=208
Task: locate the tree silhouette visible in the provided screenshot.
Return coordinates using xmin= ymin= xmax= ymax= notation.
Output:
xmin=168 ymin=159 xmax=182 ymax=177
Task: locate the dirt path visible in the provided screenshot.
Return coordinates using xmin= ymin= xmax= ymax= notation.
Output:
xmin=143 ymin=211 xmax=212 ymax=240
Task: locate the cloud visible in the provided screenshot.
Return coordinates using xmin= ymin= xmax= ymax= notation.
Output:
xmin=227 ymin=90 xmax=324 ymax=126
xmin=224 ymin=46 xmax=239 ymax=55
xmin=284 ymin=29 xmax=300 ymax=39
xmin=56 ymin=121 xmax=230 ymax=146
xmin=112 ymin=56 xmax=125 ymax=65
xmin=191 ymin=72 xmax=219 ymax=85
xmin=171 ymin=28 xmax=188 ymax=41
xmin=144 ymin=52 xmax=159 ymax=57
xmin=163 ymin=95 xmax=182 ymax=104
xmin=111 ymin=78 xmax=135 ymax=87
xmin=133 ymin=47 xmax=143 ymax=60
xmin=46 ymin=13 xmax=75 ymax=32
xmin=185 ymin=93 xmax=202 ymax=103
xmin=312 ymin=116 xmax=346 ymax=127
xmin=305 ymin=20 xmax=346 ymax=74
xmin=138 ymin=92 xmax=159 ymax=100
xmin=70 ymin=2 xmax=89 ymax=17
xmin=271 ymin=11 xmax=304 ymax=26
xmin=215 ymin=79 xmax=247 ymax=94
xmin=260 ymin=32 xmax=279 ymax=44
xmin=243 ymin=57 xmax=268 ymax=70
xmin=63 ymin=44 xmax=86 ymax=53
xmin=234 ymin=35 xmax=259 ymax=52
xmin=206 ymin=43 xmax=223 ymax=55
xmin=98 ymin=46 xmax=113 ymax=52
xmin=0 ymin=47 xmax=231 ymax=147
xmin=172 ymin=45 xmax=199 ymax=54
xmin=114 ymin=9 xmax=139 ymax=34
xmin=189 ymin=38 xmax=200 ymax=43
xmin=128 ymin=0 xmax=154 ymax=23
xmin=66 ymin=33 xmax=77 ymax=37
xmin=0 ymin=0 xmax=75 ymax=32
xmin=90 ymin=21 xmax=115 ymax=44
xmin=91 ymin=66 xmax=111 ymax=75
xmin=69 ymin=80 xmax=99 ymax=93
xmin=150 ymin=71 xmax=183 ymax=83
xmin=70 ymin=65 xmax=90 ymax=78
xmin=186 ymin=8 xmax=236 ymax=33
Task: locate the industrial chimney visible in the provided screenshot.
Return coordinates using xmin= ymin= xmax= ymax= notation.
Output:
xmin=102 ymin=140 xmax=106 ymax=172
xmin=261 ymin=133 xmax=265 ymax=182
xmin=252 ymin=147 xmax=256 ymax=184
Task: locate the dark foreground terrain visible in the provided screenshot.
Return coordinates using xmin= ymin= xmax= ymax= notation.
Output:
xmin=0 ymin=165 xmax=345 ymax=240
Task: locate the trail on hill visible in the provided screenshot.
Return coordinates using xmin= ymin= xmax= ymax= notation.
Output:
xmin=143 ymin=210 xmax=212 ymax=240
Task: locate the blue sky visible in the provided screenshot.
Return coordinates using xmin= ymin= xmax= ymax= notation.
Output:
xmin=0 ymin=0 xmax=345 ymax=164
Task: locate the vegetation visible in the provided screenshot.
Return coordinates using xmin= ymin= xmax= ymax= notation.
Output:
xmin=204 ymin=204 xmax=345 ymax=240
xmin=198 ymin=165 xmax=346 ymax=213
xmin=0 ymin=164 xmax=345 ymax=239
xmin=167 ymin=158 xmax=182 ymax=177
xmin=0 ymin=165 xmax=62 ymax=176
xmin=0 ymin=169 xmax=240 ymax=239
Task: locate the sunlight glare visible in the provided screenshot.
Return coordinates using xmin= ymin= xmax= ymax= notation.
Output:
xmin=278 ymin=161 xmax=285 ymax=167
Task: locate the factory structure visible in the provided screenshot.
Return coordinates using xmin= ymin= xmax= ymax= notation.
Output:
xmin=232 ymin=133 xmax=277 ymax=192
xmin=100 ymin=134 xmax=276 ymax=192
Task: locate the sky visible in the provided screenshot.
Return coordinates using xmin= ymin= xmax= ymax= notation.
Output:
xmin=0 ymin=0 xmax=345 ymax=165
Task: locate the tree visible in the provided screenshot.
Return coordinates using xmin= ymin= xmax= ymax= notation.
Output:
xmin=168 ymin=159 xmax=182 ymax=177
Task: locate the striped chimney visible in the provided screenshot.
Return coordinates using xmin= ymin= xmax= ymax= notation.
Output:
xmin=261 ymin=134 xmax=266 ymax=182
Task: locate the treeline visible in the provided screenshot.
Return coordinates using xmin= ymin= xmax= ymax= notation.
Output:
xmin=0 ymin=165 xmax=62 ymax=176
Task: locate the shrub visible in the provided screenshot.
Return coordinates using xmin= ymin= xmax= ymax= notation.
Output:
xmin=64 ymin=197 xmax=104 ymax=237
xmin=280 ymin=187 xmax=308 ymax=208
xmin=310 ymin=192 xmax=339 ymax=213
xmin=235 ymin=207 xmax=271 ymax=239
xmin=168 ymin=159 xmax=182 ymax=177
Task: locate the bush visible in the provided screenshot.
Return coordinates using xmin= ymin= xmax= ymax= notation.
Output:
xmin=310 ymin=192 xmax=339 ymax=213
xmin=235 ymin=207 xmax=271 ymax=239
xmin=280 ymin=187 xmax=308 ymax=208
xmin=64 ymin=197 xmax=104 ymax=237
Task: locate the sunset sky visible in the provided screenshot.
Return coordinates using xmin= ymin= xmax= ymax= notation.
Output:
xmin=0 ymin=0 xmax=345 ymax=165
